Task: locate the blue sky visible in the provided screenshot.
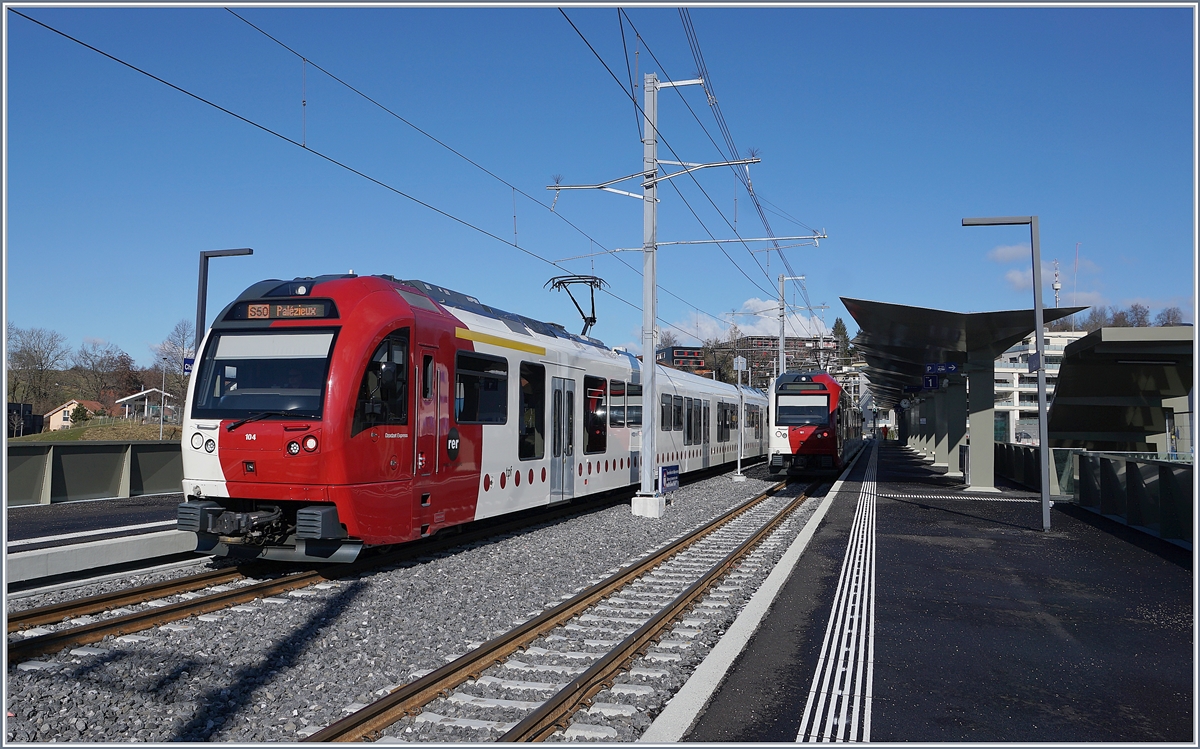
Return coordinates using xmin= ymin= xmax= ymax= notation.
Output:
xmin=5 ymin=5 xmax=1195 ymax=367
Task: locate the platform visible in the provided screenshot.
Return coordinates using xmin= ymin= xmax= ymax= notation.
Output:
xmin=5 ymin=493 xmax=197 ymax=588
xmin=650 ymin=439 xmax=1192 ymax=743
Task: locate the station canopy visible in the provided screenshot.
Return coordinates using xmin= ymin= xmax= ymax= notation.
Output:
xmin=1047 ymin=326 xmax=1194 ymax=451
xmin=841 ymin=297 xmax=1086 ymax=411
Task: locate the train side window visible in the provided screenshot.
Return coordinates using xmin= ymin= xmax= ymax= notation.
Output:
xmin=519 ymin=363 xmax=545 ymax=460
xmin=421 ymin=355 xmax=434 ymax=400
xmin=583 ymin=375 xmax=607 ymax=454
xmin=455 ymin=352 xmax=507 ymax=424
xmin=703 ymin=401 xmax=710 ymax=444
xmin=692 ymin=399 xmax=702 ymax=444
xmin=660 ymin=394 xmax=673 ymax=432
xmin=352 ymin=328 xmax=409 ymax=437
xmin=566 ymin=388 xmax=574 ymax=455
xmin=609 ymin=380 xmax=625 ymax=428
xmin=683 ymin=398 xmax=693 ymax=444
xmin=552 ymin=390 xmax=562 ymax=457
xmin=626 ymin=383 xmax=642 ymax=427
xmin=754 ymin=405 xmax=763 ymax=439
xmin=673 ymin=395 xmax=684 ymax=432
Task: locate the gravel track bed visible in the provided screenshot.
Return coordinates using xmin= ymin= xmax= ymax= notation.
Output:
xmin=5 ymin=464 xmax=795 ymax=742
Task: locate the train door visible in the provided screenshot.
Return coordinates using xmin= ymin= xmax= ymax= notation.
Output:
xmin=550 ymin=377 xmax=575 ymax=502
xmin=415 ymin=347 xmax=439 ymax=479
xmin=702 ymin=400 xmax=711 ymax=469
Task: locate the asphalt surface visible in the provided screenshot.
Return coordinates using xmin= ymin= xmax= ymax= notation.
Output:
xmin=686 ymin=441 xmax=1193 ymax=743
xmin=5 ymin=493 xmax=183 ymax=550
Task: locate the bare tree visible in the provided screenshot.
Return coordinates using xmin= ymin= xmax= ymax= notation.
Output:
xmin=1080 ymin=306 xmax=1111 ymax=331
xmin=1110 ymin=306 xmax=1131 ymax=327
xmin=657 ymin=328 xmax=680 ymax=350
xmin=1128 ymin=303 xmax=1151 ymax=327
xmin=1155 ymin=306 xmax=1185 ymax=327
xmin=113 ymin=353 xmax=145 ymax=398
xmin=7 ymin=325 xmax=70 ymax=413
xmin=153 ymin=319 xmax=195 ymax=401
xmin=72 ymin=340 xmax=124 ymax=402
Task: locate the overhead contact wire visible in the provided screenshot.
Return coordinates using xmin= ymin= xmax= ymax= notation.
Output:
xmin=9 ymin=9 xmax=706 ymax=344
xmin=226 ymin=8 xmax=730 ymax=340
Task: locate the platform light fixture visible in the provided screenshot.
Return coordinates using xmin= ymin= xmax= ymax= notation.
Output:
xmin=195 ymin=248 xmax=254 ymax=355
xmin=962 ymin=216 xmax=1051 ymax=531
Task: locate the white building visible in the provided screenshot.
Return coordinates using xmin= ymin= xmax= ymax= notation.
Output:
xmin=993 ymin=328 xmax=1086 ymax=444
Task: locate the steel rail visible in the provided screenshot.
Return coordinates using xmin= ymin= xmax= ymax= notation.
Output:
xmin=305 ymin=479 xmax=795 ymax=743
xmin=5 ymin=485 xmax=645 ymax=664
xmin=7 ymin=566 xmax=249 ymax=632
xmin=501 ymin=488 xmax=811 ymax=741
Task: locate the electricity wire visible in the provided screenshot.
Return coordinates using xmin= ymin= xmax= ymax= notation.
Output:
xmin=225 ymin=8 xmax=731 ymax=339
xmin=8 ymin=8 xmax=708 ymax=344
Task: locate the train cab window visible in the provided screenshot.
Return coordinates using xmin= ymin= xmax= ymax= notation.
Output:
xmin=626 ymin=383 xmax=643 ymax=427
xmin=609 ymin=380 xmax=625 ymax=428
xmin=455 ymin=352 xmax=507 ymax=424
xmin=660 ymin=394 xmax=673 ymax=432
xmin=519 ymin=363 xmax=545 ymax=460
xmin=776 ymin=394 xmax=829 ymax=427
xmin=583 ymin=376 xmax=607 ymax=454
xmin=352 ymin=329 xmax=409 ymax=437
xmin=673 ymin=395 xmax=684 ymax=432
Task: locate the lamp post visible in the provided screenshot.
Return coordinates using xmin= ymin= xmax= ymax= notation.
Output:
xmin=962 ymin=216 xmax=1051 ymax=531
xmin=160 ymin=357 xmax=168 ymax=440
xmin=196 ymin=248 xmax=254 ymax=355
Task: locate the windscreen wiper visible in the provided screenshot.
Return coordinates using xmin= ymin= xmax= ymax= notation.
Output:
xmin=226 ymin=409 xmax=305 ymax=432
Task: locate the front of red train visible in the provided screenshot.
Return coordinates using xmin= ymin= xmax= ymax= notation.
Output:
xmin=768 ymin=372 xmax=843 ymax=475
xmin=175 ymin=274 xmax=437 ymax=562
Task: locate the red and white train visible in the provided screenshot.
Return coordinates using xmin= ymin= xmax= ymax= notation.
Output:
xmin=176 ymin=274 xmax=767 ymax=562
xmin=767 ymin=371 xmax=862 ymax=476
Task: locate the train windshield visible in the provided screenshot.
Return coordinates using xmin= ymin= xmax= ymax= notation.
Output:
xmin=190 ymin=330 xmax=336 ymax=420
xmin=776 ymin=394 xmax=829 ymax=426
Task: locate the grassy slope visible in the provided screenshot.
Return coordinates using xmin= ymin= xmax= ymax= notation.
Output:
xmin=9 ymin=423 xmax=183 ymax=442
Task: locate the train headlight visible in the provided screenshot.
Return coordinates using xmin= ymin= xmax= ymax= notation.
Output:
xmin=191 ymin=433 xmax=204 ymax=450
xmin=302 ymin=435 xmax=319 ymax=452
xmin=287 ymin=441 xmax=301 ymax=456
xmin=204 ymin=439 xmax=216 ymax=453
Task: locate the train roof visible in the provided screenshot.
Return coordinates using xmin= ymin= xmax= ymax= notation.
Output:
xmin=775 ymin=371 xmax=838 ymax=392
xmin=393 ymin=277 xmax=609 ymax=351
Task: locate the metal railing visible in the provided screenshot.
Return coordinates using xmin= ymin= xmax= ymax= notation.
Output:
xmin=1075 ymin=452 xmax=1193 ymax=548
xmin=7 ymin=441 xmax=182 ymax=506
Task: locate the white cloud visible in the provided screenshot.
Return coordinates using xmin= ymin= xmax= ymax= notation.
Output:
xmin=661 ymin=297 xmax=829 ymax=344
xmin=1004 ymin=268 xmax=1032 ymax=291
xmin=988 ymin=244 xmax=1030 ymax=263
xmin=1066 ymin=290 xmax=1107 ymax=308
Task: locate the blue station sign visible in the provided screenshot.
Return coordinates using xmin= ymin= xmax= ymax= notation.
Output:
xmin=924 ymin=362 xmax=959 ymax=375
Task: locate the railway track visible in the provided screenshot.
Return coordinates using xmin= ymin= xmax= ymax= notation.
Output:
xmin=5 ymin=482 xmax=669 ymax=665
xmin=305 ymin=478 xmax=810 ymax=742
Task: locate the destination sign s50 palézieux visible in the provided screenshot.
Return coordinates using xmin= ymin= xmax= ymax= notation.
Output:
xmin=227 ymin=300 xmax=336 ymax=320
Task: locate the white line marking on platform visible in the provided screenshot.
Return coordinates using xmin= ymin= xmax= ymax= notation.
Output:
xmin=8 ymin=520 xmax=177 ymax=547
xmin=640 ymin=442 xmax=871 ymax=743
xmin=798 ymin=441 xmax=878 ymax=743
xmin=882 ymin=493 xmax=1038 ymax=503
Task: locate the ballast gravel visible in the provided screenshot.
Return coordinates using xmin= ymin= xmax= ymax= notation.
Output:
xmin=5 ymin=464 xmax=823 ymax=742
